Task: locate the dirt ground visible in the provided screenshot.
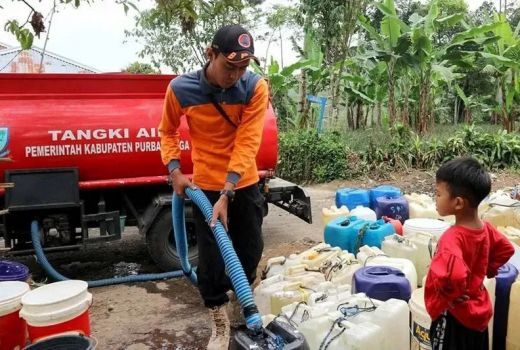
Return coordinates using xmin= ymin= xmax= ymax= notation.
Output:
xmin=8 ymin=169 xmax=520 ymax=349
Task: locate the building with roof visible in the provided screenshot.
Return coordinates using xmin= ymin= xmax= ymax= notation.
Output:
xmin=0 ymin=43 xmax=100 ymax=73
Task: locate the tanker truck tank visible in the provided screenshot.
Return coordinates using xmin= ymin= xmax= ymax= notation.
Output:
xmin=0 ymin=73 xmax=311 ymax=270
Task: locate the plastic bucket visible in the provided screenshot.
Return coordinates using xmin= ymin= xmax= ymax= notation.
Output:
xmin=0 ymin=281 xmax=31 ymax=350
xmin=0 ymin=260 xmax=30 ymax=282
xmin=23 ymin=335 xmax=96 ymax=349
xmin=403 ymin=218 xmax=450 ymax=238
xmin=409 ymin=288 xmax=431 ymax=350
xmin=20 ymin=280 xmax=92 ymax=343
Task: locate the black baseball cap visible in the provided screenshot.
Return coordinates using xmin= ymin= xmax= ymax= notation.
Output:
xmin=211 ymin=24 xmax=260 ymax=65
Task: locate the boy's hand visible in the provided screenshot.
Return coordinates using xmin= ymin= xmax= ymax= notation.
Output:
xmin=448 ymin=294 xmax=469 ymax=308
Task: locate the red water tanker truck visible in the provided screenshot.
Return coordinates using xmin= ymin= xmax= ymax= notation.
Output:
xmin=0 ymin=73 xmax=311 ymax=270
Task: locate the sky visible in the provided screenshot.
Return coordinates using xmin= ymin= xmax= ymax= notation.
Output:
xmin=0 ymin=0 xmax=500 ymax=73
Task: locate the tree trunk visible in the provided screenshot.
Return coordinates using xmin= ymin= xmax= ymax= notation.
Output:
xmin=387 ymin=63 xmax=396 ymax=125
xmin=501 ymin=80 xmax=512 ymax=132
xmin=464 ymin=109 xmax=472 ymax=124
xmin=418 ymin=73 xmax=431 ymax=133
xmin=376 ymin=102 xmax=382 ymax=127
xmin=347 ymin=105 xmax=355 ymax=130
xmin=364 ymin=105 xmax=370 ymax=128
xmin=402 ymin=89 xmax=409 ymax=126
xmin=430 ymin=90 xmax=435 ymax=130
xmin=454 ymin=97 xmax=458 ymax=125
xmin=356 ymin=102 xmax=364 ymax=129
xmin=330 ymin=61 xmax=346 ymax=125
xmin=39 ymin=0 xmax=57 ymax=73
xmin=298 ymin=70 xmax=309 ymax=128
xmin=279 ymin=28 xmax=284 ymax=68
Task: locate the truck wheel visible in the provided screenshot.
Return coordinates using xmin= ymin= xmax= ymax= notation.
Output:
xmin=146 ymin=208 xmax=198 ymax=271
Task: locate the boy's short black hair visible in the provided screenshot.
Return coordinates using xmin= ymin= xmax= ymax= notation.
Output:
xmin=436 ymin=157 xmax=491 ymax=208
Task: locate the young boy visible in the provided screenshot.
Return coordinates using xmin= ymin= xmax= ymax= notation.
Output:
xmin=425 ymin=157 xmax=514 ymax=350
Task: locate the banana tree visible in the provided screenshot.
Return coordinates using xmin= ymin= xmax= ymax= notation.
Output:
xmin=251 ymin=50 xmax=324 ymax=131
xmin=339 ymin=58 xmax=377 ymax=130
xmin=358 ymin=0 xmax=410 ymax=125
xmin=454 ymin=85 xmax=491 ymax=123
xmin=478 ymin=13 xmax=520 ymax=132
xmin=406 ymin=0 xmax=467 ymax=132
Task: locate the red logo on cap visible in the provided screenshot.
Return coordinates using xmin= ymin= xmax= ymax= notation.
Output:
xmin=238 ymin=34 xmax=251 ymax=48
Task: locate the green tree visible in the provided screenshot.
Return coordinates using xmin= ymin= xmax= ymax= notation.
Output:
xmin=127 ymin=0 xmax=262 ymax=73
xmin=122 ymin=61 xmax=160 ymax=74
xmin=300 ymin=0 xmax=367 ymax=124
xmin=264 ymin=5 xmax=300 ymax=70
xmin=432 ymin=0 xmax=468 ymax=44
xmin=471 ymin=1 xmax=496 ymax=26
xmin=358 ymin=0 xmax=411 ymax=125
xmin=479 ymin=13 xmax=520 ymax=131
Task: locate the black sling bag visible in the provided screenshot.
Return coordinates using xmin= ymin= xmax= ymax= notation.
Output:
xmin=209 ymin=96 xmax=238 ymax=129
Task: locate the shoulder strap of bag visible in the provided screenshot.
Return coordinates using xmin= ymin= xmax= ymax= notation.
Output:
xmin=209 ymin=96 xmax=237 ymax=129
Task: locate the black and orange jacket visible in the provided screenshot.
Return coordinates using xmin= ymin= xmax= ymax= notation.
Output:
xmin=159 ymin=68 xmax=269 ymax=191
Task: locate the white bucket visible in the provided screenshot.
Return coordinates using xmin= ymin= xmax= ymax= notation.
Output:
xmin=0 ymin=281 xmax=30 ymax=316
xmin=0 ymin=281 xmax=31 ymax=350
xmin=20 ymin=280 xmax=92 ymax=342
xmin=409 ymin=288 xmax=431 ymax=350
xmin=403 ymin=218 xmax=450 ymax=238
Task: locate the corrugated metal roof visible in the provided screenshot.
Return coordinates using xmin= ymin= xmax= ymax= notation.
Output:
xmin=0 ymin=46 xmax=100 ymax=73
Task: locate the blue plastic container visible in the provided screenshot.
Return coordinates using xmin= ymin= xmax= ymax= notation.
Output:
xmin=335 ymin=187 xmax=354 ymax=208
xmin=0 ymin=260 xmax=30 ymax=282
xmin=493 ymin=263 xmax=518 ymax=350
xmin=374 ymin=196 xmax=410 ymax=223
xmin=352 ymin=266 xmax=411 ymax=301
xmin=369 ymin=185 xmax=402 ymax=209
xmin=324 ymin=216 xmax=366 ymax=253
xmin=337 ymin=189 xmax=370 ymax=210
xmin=363 ymin=220 xmax=396 ymax=249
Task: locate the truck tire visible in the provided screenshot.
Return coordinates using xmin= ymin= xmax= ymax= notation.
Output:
xmin=146 ymin=207 xmax=198 ymax=271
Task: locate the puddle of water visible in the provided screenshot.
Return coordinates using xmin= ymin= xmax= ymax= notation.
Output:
xmin=113 ymin=261 xmax=141 ymax=277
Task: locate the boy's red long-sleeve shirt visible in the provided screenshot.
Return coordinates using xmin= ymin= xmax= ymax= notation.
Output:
xmin=425 ymin=222 xmax=514 ymax=331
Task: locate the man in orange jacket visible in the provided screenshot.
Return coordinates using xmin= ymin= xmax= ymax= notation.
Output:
xmin=159 ymin=24 xmax=268 ymax=349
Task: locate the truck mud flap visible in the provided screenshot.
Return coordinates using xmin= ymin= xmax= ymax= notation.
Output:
xmin=140 ymin=194 xmax=172 ymax=236
xmin=264 ymin=177 xmax=312 ymax=224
